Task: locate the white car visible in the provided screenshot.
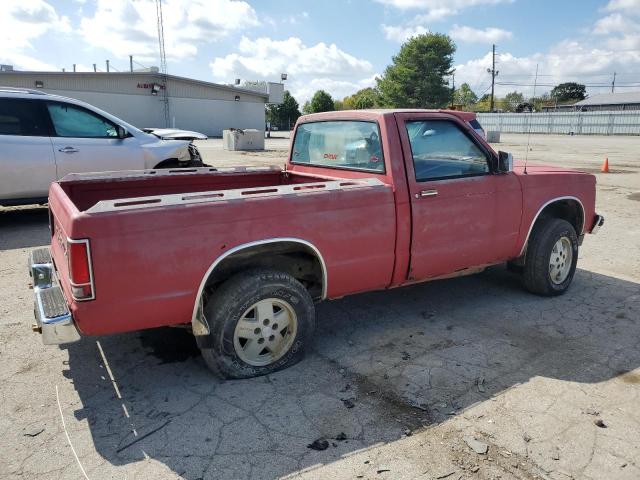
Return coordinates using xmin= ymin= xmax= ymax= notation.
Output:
xmin=0 ymin=87 xmax=204 ymax=206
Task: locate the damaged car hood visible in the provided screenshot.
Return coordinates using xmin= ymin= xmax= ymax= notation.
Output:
xmin=142 ymin=128 xmax=208 ymax=141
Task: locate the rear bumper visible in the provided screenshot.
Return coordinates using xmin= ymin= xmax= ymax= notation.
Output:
xmin=590 ymin=214 xmax=605 ymax=234
xmin=28 ymin=247 xmax=80 ymax=345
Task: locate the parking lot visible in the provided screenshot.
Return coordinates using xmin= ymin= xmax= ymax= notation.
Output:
xmin=1 ymin=133 xmax=638 ymax=479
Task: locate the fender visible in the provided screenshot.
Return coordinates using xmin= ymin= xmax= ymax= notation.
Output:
xmin=190 ymin=237 xmax=328 ymax=330
xmin=518 ymin=196 xmax=585 ymax=256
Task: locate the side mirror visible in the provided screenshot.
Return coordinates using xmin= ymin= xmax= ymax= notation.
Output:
xmin=116 ymin=125 xmax=128 ymax=139
xmin=497 ymin=151 xmax=513 ymax=173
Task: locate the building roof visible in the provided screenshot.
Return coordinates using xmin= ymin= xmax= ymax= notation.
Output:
xmin=0 ymin=70 xmax=269 ymax=99
xmin=574 ymin=92 xmax=640 ymax=106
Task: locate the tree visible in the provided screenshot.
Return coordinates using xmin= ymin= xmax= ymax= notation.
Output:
xmin=343 ymin=87 xmax=380 ymax=110
xmin=453 ymin=83 xmax=477 ymax=107
xmin=376 ymin=33 xmax=456 ymax=108
xmin=501 ymin=91 xmax=525 ymax=112
xmin=266 ymin=90 xmax=301 ymax=130
xmin=305 ymin=90 xmax=335 ymax=113
xmin=333 ymin=99 xmax=344 ymax=110
xmin=550 ymin=82 xmax=586 ymax=102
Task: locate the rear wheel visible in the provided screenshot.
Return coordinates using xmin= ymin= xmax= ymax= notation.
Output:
xmin=200 ymin=269 xmax=315 ymax=379
xmin=522 ymin=218 xmax=578 ymax=296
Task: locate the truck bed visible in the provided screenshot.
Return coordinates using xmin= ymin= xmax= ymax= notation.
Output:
xmin=58 ymin=166 xmax=352 ymax=212
xmin=49 ymin=167 xmax=396 ymax=336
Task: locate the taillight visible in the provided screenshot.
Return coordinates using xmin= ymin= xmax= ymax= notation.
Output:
xmin=67 ymin=239 xmax=94 ymax=301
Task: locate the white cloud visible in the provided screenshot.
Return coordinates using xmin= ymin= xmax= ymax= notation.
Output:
xmin=375 ymin=0 xmax=512 ymax=21
xmin=79 ymin=0 xmax=259 ymax=62
xmin=450 ymin=24 xmax=512 ymax=43
xmin=604 ymin=0 xmax=640 ymax=13
xmin=292 ymin=75 xmax=380 ymax=104
xmin=0 ymin=0 xmax=70 ymax=69
xmin=454 ymin=39 xmax=640 ymax=98
xmin=382 ymin=24 xmax=429 ymax=42
xmin=209 ymin=36 xmax=375 ymax=103
xmin=210 ymin=36 xmax=372 ymax=80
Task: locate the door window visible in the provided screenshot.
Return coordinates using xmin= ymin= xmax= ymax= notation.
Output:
xmin=291 ymin=121 xmax=384 ymax=173
xmin=406 ymin=120 xmax=489 ymax=181
xmin=47 ymin=102 xmax=118 ymax=138
xmin=0 ymin=99 xmax=49 ymax=136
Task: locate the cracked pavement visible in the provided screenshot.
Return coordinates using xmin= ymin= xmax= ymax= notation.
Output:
xmin=0 ymin=134 xmax=639 ymax=479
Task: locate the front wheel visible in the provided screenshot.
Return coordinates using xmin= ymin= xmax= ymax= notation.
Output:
xmin=200 ymin=269 xmax=315 ymax=379
xmin=522 ymin=218 xmax=578 ymax=296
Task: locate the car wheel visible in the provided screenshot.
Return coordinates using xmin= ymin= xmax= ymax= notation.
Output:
xmin=522 ymin=218 xmax=578 ymax=296
xmin=200 ymin=268 xmax=316 ymax=379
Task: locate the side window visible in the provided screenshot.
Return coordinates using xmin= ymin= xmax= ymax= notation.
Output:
xmin=292 ymin=121 xmax=384 ymax=173
xmin=0 ymin=99 xmax=49 ymax=136
xmin=406 ymin=120 xmax=489 ymax=182
xmin=47 ymin=102 xmax=118 ymax=138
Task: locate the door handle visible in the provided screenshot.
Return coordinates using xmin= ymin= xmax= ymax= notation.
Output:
xmin=58 ymin=146 xmax=79 ymax=154
xmin=416 ymin=189 xmax=438 ymax=198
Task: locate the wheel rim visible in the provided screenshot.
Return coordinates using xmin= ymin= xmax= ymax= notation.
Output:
xmin=549 ymin=236 xmax=573 ymax=285
xmin=233 ymin=298 xmax=298 ymax=367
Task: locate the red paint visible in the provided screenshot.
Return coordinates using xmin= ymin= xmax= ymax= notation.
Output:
xmin=46 ymin=109 xmax=600 ymax=337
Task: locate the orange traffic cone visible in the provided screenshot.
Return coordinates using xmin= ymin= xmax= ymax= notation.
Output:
xmin=601 ymin=157 xmax=610 ymax=173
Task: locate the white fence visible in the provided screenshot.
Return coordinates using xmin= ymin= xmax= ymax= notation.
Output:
xmin=477 ymin=111 xmax=640 ymax=136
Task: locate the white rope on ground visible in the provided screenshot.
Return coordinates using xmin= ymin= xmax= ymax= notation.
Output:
xmin=56 ymin=384 xmax=90 ymax=480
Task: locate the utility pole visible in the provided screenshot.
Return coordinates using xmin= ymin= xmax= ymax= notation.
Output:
xmin=611 ymin=72 xmax=616 ymax=93
xmin=450 ymin=72 xmax=455 ymax=108
xmin=487 ymin=44 xmax=499 ymax=112
xmin=155 ymin=0 xmax=170 ymax=127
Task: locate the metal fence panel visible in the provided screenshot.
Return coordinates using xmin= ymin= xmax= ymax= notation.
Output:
xmin=477 ymin=111 xmax=640 ymax=135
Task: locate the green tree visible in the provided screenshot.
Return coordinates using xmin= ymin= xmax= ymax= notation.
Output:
xmin=266 ymin=90 xmax=301 ymax=130
xmin=501 ymin=91 xmax=525 ymax=112
xmin=343 ymin=87 xmax=379 ymax=110
xmin=333 ymin=99 xmax=344 ymax=110
xmin=376 ymin=33 xmax=456 ymax=108
xmin=453 ymin=83 xmax=477 ymax=107
xmin=550 ymin=82 xmax=586 ymax=102
xmin=304 ymin=90 xmax=335 ymax=113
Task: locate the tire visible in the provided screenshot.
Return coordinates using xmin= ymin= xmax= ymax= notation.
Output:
xmin=200 ymin=268 xmax=315 ymax=379
xmin=522 ymin=217 xmax=578 ymax=296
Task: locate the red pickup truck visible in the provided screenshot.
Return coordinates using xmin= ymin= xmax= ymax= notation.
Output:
xmin=29 ymin=109 xmax=604 ymax=378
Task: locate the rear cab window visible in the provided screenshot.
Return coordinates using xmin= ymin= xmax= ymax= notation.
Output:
xmin=291 ymin=121 xmax=385 ymax=173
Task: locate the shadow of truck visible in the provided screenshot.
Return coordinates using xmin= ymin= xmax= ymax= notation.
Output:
xmin=62 ymin=266 xmax=640 ymax=479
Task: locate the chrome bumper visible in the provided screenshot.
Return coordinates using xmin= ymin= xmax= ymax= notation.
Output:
xmin=28 ymin=247 xmax=80 ymax=345
xmin=591 ymin=214 xmax=605 ymax=234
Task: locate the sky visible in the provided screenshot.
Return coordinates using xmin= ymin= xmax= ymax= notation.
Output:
xmin=1 ymin=0 xmax=640 ymax=104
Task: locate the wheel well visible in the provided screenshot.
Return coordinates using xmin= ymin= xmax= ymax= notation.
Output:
xmin=154 ymin=158 xmax=180 ymax=169
xmin=536 ymin=199 xmax=584 ymax=235
xmin=202 ymin=241 xmax=325 ymax=303
xmin=515 ymin=198 xmax=584 ymax=262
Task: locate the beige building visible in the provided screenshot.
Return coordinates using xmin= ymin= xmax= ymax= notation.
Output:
xmin=0 ymin=70 xmax=283 ymax=136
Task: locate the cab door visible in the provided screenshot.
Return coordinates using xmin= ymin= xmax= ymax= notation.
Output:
xmin=396 ymin=112 xmax=522 ymax=281
xmin=0 ymin=98 xmax=56 ymax=202
xmin=45 ymin=101 xmax=144 ymax=177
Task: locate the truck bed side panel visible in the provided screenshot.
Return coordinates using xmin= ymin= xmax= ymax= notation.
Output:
xmin=66 ymin=185 xmax=396 ymax=335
